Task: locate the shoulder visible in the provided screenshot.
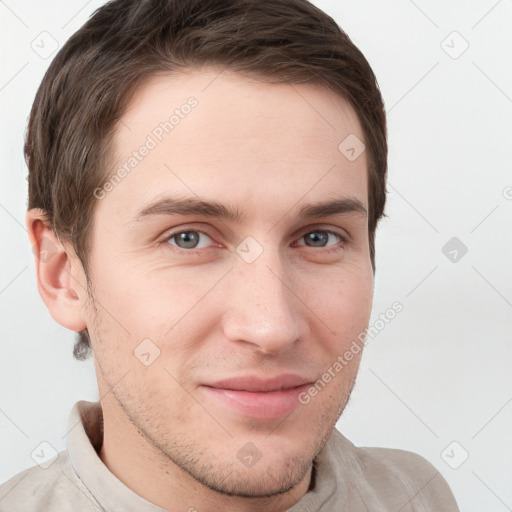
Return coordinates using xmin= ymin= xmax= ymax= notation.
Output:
xmin=326 ymin=429 xmax=460 ymax=511
xmin=0 ymin=451 xmax=99 ymax=512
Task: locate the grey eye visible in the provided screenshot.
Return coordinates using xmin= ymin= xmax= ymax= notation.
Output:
xmin=299 ymin=231 xmax=341 ymax=248
xmin=167 ymin=231 xmax=212 ymax=250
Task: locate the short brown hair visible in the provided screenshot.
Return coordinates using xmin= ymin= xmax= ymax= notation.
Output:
xmin=26 ymin=0 xmax=387 ymax=360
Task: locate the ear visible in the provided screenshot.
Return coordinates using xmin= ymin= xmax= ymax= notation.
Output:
xmin=26 ymin=208 xmax=87 ymax=332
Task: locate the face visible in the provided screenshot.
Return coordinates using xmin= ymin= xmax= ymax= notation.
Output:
xmin=82 ymin=68 xmax=373 ymax=499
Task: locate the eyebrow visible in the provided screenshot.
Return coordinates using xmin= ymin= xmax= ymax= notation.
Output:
xmin=133 ymin=195 xmax=367 ymax=223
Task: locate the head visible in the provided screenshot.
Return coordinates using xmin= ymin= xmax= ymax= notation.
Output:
xmin=26 ymin=0 xmax=387 ymax=505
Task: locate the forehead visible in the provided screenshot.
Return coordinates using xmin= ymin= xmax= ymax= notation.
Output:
xmin=100 ymin=68 xmax=368 ymax=222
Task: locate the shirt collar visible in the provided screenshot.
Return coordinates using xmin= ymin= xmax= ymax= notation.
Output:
xmin=67 ymin=400 xmax=166 ymax=512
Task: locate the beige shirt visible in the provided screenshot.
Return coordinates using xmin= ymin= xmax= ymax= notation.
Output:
xmin=0 ymin=400 xmax=459 ymax=511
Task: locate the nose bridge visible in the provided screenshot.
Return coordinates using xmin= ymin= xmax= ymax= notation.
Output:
xmin=222 ymin=243 xmax=307 ymax=354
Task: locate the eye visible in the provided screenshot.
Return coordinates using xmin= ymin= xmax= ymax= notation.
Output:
xmin=165 ymin=230 xmax=213 ymax=250
xmin=295 ymin=230 xmax=346 ymax=249
xmin=161 ymin=227 xmax=347 ymax=255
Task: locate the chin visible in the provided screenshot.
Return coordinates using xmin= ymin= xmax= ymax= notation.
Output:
xmin=191 ymin=453 xmax=313 ymax=498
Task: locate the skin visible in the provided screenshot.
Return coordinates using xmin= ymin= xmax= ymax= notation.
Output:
xmin=27 ymin=68 xmax=374 ymax=512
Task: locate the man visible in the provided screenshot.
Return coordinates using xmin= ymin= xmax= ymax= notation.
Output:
xmin=0 ymin=0 xmax=459 ymax=510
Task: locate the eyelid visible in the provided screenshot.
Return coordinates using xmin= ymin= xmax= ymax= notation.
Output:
xmin=160 ymin=223 xmax=350 ymax=253
xmin=295 ymin=223 xmax=351 ymax=242
xmin=294 ymin=230 xmax=346 ymax=244
xmin=161 ymin=226 xmax=218 ymax=253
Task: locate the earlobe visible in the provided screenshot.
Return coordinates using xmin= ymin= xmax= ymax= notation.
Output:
xmin=26 ymin=208 xmax=87 ymax=332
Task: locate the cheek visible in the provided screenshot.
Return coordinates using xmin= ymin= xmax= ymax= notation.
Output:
xmin=87 ymin=259 xmax=221 ymax=372
xmin=87 ymin=254 xmax=171 ymax=330
xmin=308 ymin=263 xmax=373 ymax=339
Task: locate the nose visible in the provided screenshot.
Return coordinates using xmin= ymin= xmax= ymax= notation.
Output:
xmin=221 ymin=248 xmax=310 ymax=355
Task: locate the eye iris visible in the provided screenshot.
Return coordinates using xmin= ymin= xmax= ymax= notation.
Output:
xmin=175 ymin=231 xmax=200 ymax=249
xmin=305 ymin=231 xmax=328 ymax=247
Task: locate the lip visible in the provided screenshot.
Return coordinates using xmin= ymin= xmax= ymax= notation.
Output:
xmin=200 ymin=374 xmax=313 ymax=420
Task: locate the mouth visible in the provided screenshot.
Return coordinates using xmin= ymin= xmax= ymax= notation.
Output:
xmin=200 ymin=374 xmax=313 ymax=420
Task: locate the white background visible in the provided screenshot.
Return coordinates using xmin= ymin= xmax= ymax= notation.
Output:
xmin=1 ymin=1 xmax=511 ymax=510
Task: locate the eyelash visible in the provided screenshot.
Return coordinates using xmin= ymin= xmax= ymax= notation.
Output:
xmin=160 ymin=226 xmax=349 ymax=255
